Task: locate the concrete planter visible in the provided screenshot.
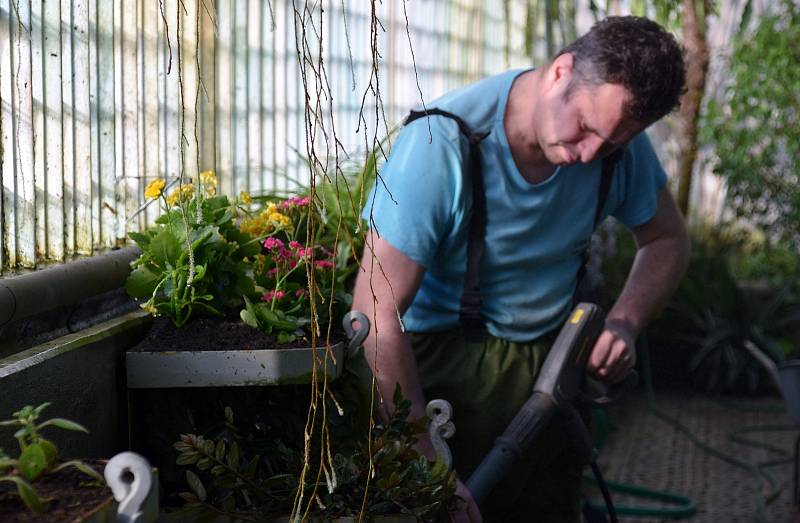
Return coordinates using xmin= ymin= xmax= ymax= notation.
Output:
xmin=125 ymin=342 xmax=347 ymax=388
xmin=125 ymin=312 xmax=368 ymax=388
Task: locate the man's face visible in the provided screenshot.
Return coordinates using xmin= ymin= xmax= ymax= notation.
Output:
xmin=533 ymin=63 xmax=644 ymax=166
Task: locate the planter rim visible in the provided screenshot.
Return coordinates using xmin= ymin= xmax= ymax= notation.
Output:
xmin=126 ymin=342 xmax=346 ymax=388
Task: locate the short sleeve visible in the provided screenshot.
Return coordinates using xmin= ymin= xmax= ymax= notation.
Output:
xmin=610 ymin=132 xmax=668 ymax=229
xmin=362 ymin=117 xmax=468 ymax=269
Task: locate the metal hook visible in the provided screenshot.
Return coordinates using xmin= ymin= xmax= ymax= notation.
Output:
xmin=342 ymin=311 xmax=370 ymax=357
xmin=427 ymin=399 xmax=456 ymax=469
xmin=104 ymin=452 xmax=152 ymax=523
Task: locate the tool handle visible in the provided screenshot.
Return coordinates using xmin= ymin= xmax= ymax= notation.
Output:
xmin=466 ymin=392 xmax=557 ymax=505
xmin=581 ymin=370 xmax=639 ymax=408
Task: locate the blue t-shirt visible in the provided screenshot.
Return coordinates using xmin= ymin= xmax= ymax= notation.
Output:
xmin=363 ymin=69 xmax=667 ymax=342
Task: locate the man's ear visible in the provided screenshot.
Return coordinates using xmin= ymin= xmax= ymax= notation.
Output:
xmin=544 ymin=53 xmax=574 ymax=92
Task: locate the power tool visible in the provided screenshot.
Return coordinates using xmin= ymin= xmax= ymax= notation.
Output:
xmin=443 ymin=302 xmax=636 ymax=521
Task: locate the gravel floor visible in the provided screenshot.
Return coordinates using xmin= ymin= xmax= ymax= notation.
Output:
xmin=590 ymin=389 xmax=799 ymax=523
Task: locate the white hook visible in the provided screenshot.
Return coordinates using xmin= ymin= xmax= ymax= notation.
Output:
xmin=426 ymin=399 xmax=455 ymax=469
xmin=104 ymin=451 xmax=153 ymax=523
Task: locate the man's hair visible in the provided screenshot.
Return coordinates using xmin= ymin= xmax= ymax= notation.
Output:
xmin=556 ymin=16 xmax=686 ymax=123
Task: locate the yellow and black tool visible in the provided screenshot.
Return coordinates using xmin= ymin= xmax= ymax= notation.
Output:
xmin=465 ymin=302 xmax=637 ymax=520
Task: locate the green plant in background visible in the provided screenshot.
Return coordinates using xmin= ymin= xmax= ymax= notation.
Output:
xmin=0 ymin=403 xmax=104 ymax=514
xmin=172 ymin=386 xmax=455 ymax=522
xmin=600 ymin=221 xmax=800 ymax=391
xmin=701 ymin=0 xmax=800 ymax=246
xmin=651 ymin=224 xmax=799 ymax=391
xmin=126 ymin=172 xmax=259 ymax=327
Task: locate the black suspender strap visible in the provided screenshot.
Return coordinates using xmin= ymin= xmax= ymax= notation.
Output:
xmin=575 ymin=148 xmax=624 ymax=302
xmin=405 ymin=107 xmax=622 ymax=340
xmin=594 ymin=148 xmax=624 ymax=227
xmin=405 ymin=109 xmax=491 ymax=342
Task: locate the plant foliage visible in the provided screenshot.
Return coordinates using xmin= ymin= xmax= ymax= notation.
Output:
xmin=0 ymin=403 xmax=104 ymax=514
xmin=173 ymin=386 xmax=455 ymax=521
xmin=127 ymin=173 xmax=258 ymax=327
xmin=701 ymin=0 xmax=800 ymax=246
xmin=651 ymin=224 xmax=800 ymax=391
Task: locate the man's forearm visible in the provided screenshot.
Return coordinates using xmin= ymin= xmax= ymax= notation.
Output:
xmin=606 ymin=188 xmax=690 ymax=338
xmin=607 ymin=226 xmax=690 ymax=338
xmin=351 ymin=234 xmax=430 ymax=422
xmin=360 ymin=318 xmax=430 ymax=422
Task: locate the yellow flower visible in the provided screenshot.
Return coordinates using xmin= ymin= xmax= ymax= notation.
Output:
xmin=144 ymin=178 xmax=166 ymax=200
xmin=199 ymin=170 xmax=217 ymax=185
xmin=199 ymin=171 xmax=217 ymax=197
xmin=240 ymin=191 xmax=252 ymax=205
xmin=268 ymin=212 xmax=292 ymax=231
xmin=166 ymin=183 xmax=195 ymax=206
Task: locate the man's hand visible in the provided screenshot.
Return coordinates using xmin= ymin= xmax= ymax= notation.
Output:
xmin=414 ymin=434 xmax=481 ymax=522
xmin=450 ymin=479 xmax=482 ymax=523
xmin=586 ymin=319 xmax=636 ymax=383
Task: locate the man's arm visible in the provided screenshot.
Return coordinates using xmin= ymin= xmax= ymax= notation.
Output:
xmin=587 ymin=187 xmax=690 ymax=382
xmin=352 ymin=231 xmax=483 ymax=522
xmin=352 ymin=231 xmax=428 ymax=421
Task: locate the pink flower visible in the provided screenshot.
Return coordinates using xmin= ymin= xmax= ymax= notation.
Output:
xmin=295 ymin=288 xmax=308 ymax=298
xmin=281 ymin=196 xmax=310 ymax=210
xmin=289 ymin=240 xmax=303 ymax=250
xmin=262 ymin=290 xmax=285 ymax=302
xmin=314 ymin=260 xmax=334 ymax=270
xmin=267 ymin=268 xmax=279 ymax=277
xmin=264 ymin=237 xmax=284 ymax=250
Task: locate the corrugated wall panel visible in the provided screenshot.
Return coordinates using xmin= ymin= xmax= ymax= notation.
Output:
xmin=13 ymin=1 xmax=35 ymax=269
xmin=0 ymin=0 xmax=535 ymax=274
xmin=72 ymin=0 xmax=92 ymax=256
xmin=1 ymin=0 xmax=13 ymax=270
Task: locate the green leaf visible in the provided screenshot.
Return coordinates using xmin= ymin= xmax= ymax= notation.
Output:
xmin=38 ymin=439 xmax=58 ymax=468
xmin=214 ymin=440 xmax=226 ymax=462
xmin=54 ymin=460 xmax=105 ymax=485
xmin=19 ymin=444 xmax=47 ymax=481
xmin=0 ymin=476 xmax=47 ymax=513
xmin=244 ymin=454 xmax=259 ymax=477
xmin=150 ymin=228 xmax=183 ymax=267
xmin=125 ymin=266 xmax=161 ymax=298
xmin=186 ymin=470 xmax=207 ymax=501
xmin=226 ymin=442 xmax=240 ymax=471
xmin=176 ymin=453 xmax=199 ymax=466
xmin=127 ymin=231 xmax=151 ymax=246
xmin=240 ymin=307 xmax=260 ymax=330
xmin=38 ymin=418 xmax=89 ymax=433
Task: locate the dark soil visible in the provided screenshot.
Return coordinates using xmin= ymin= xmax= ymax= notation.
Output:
xmin=133 ymin=315 xmax=345 ymax=352
xmin=0 ymin=462 xmax=111 ymax=523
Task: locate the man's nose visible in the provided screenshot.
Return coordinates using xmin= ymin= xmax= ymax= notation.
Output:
xmin=578 ymin=136 xmax=604 ymax=163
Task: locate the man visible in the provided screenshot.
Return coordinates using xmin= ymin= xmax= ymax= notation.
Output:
xmin=351 ymin=16 xmax=690 ymax=522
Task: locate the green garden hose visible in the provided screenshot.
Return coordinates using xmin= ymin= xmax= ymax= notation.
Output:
xmin=584 ymin=335 xmax=797 ymax=521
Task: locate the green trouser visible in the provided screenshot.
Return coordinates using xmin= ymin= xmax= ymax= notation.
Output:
xmin=350 ymin=328 xmax=588 ymax=523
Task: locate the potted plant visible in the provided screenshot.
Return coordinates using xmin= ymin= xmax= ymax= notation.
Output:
xmin=124 ymin=172 xmax=354 ymax=388
xmin=165 ymin=386 xmax=455 ymax=522
xmin=0 ymin=403 xmax=153 ymax=522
